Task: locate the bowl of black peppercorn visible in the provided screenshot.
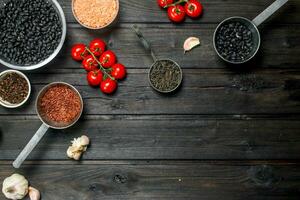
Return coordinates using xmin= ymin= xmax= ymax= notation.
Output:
xmin=0 ymin=0 xmax=66 ymax=70
xmin=0 ymin=70 xmax=31 ymax=108
xmin=213 ymin=17 xmax=261 ymax=64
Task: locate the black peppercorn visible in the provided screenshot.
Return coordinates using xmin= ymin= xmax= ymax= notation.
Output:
xmin=0 ymin=72 xmax=29 ymax=104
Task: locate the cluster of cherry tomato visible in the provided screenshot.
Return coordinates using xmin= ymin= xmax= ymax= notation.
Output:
xmin=157 ymin=0 xmax=203 ymax=23
xmin=71 ymin=39 xmax=126 ymax=94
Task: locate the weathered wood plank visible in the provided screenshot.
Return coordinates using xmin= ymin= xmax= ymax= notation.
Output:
xmin=1 ymin=116 xmax=300 ymax=160
xmin=0 ymin=1 xmax=298 ymax=199
xmin=25 ymin=24 xmax=299 ymax=70
xmin=0 ymin=69 xmax=299 ymax=115
xmin=0 ymin=160 xmax=299 ymax=200
xmin=59 ymin=0 xmax=300 ymax=24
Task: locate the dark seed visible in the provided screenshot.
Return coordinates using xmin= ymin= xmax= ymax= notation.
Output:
xmin=149 ymin=60 xmax=181 ymax=92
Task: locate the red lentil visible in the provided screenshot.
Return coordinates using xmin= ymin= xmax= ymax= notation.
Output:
xmin=73 ymin=0 xmax=118 ymax=28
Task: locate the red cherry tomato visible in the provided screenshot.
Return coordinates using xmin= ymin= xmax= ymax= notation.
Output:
xmin=71 ymin=43 xmax=88 ymax=61
xmin=89 ymin=38 xmax=106 ymax=57
xmin=111 ymin=63 xmax=126 ymax=80
xmin=87 ymin=70 xmax=103 ymax=86
xmin=157 ymin=0 xmax=173 ymax=8
xmin=99 ymin=50 xmax=117 ymax=68
xmin=184 ymin=0 xmax=203 ymax=18
xmin=82 ymin=55 xmax=98 ymax=71
xmin=167 ymin=5 xmax=186 ymax=23
xmin=100 ymin=78 xmax=117 ymax=94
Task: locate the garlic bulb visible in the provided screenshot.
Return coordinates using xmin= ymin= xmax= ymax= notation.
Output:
xmin=2 ymin=173 xmax=29 ymax=200
xmin=28 ymin=186 xmax=40 ymax=200
xmin=67 ymin=135 xmax=90 ymax=160
xmin=183 ymin=37 xmax=201 ymax=53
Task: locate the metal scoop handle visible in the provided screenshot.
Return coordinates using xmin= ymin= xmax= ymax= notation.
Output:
xmin=132 ymin=25 xmax=158 ymax=62
xmin=252 ymin=0 xmax=288 ymax=26
xmin=13 ymin=123 xmax=49 ymax=168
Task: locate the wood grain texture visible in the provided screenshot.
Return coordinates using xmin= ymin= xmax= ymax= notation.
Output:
xmin=25 ymin=24 xmax=300 ymax=70
xmin=0 ymin=161 xmax=299 ymax=200
xmin=0 ymin=69 xmax=299 ymax=115
xmin=1 ymin=116 xmax=300 ymax=160
xmin=0 ymin=0 xmax=300 ymax=199
xmin=60 ymin=0 xmax=300 ymax=24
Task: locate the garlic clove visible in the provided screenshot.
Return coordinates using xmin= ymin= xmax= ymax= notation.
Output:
xmin=28 ymin=187 xmax=40 ymax=200
xmin=67 ymin=146 xmax=78 ymax=159
xmin=72 ymin=152 xmax=82 ymax=160
xmin=71 ymin=135 xmax=90 ymax=148
xmin=2 ymin=173 xmax=29 ymax=200
xmin=183 ymin=37 xmax=201 ymax=53
xmin=79 ymin=135 xmax=90 ymax=146
xmin=67 ymin=135 xmax=90 ymax=160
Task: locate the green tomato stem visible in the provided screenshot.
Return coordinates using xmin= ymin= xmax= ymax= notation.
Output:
xmin=85 ymin=47 xmax=115 ymax=80
xmin=164 ymin=0 xmax=188 ymax=8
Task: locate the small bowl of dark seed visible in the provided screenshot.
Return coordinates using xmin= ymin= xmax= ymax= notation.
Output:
xmin=0 ymin=0 xmax=66 ymax=70
xmin=213 ymin=17 xmax=260 ymax=64
xmin=0 ymin=70 xmax=31 ymax=108
xmin=149 ymin=59 xmax=183 ymax=93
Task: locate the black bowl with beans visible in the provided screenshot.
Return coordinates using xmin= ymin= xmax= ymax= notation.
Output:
xmin=213 ymin=17 xmax=260 ymax=64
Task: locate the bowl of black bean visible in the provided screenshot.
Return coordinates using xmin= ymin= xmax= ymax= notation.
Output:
xmin=213 ymin=17 xmax=260 ymax=64
xmin=213 ymin=0 xmax=288 ymax=64
xmin=0 ymin=0 xmax=66 ymax=70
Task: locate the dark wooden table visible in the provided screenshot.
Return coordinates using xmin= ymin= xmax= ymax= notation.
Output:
xmin=1 ymin=0 xmax=300 ymax=199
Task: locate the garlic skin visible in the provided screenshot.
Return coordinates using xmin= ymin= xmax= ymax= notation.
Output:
xmin=67 ymin=135 xmax=90 ymax=160
xmin=2 ymin=173 xmax=29 ymax=200
xmin=28 ymin=187 xmax=40 ymax=200
xmin=183 ymin=37 xmax=201 ymax=53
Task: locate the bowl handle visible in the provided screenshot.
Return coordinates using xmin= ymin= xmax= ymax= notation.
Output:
xmin=12 ymin=123 xmax=49 ymax=168
xmin=132 ymin=25 xmax=158 ymax=62
xmin=252 ymin=0 xmax=288 ymax=27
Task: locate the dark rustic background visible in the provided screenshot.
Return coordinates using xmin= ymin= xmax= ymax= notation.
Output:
xmin=0 ymin=0 xmax=300 ymax=199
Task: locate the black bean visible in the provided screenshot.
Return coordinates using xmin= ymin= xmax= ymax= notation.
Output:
xmin=0 ymin=0 xmax=62 ymax=65
xmin=215 ymin=21 xmax=254 ymax=62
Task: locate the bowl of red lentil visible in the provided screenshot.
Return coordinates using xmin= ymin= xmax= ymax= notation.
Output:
xmin=72 ymin=0 xmax=119 ymax=29
xmin=36 ymin=82 xmax=83 ymax=129
xmin=0 ymin=70 xmax=31 ymax=108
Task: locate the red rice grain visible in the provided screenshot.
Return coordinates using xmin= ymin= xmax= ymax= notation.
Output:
xmin=40 ymin=85 xmax=81 ymax=124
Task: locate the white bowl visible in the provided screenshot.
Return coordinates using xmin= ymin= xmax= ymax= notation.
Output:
xmin=0 ymin=0 xmax=67 ymax=71
xmin=0 ymin=70 xmax=31 ymax=108
xmin=72 ymin=0 xmax=119 ymax=30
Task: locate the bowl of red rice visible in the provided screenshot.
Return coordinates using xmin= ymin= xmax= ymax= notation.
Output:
xmin=72 ymin=0 xmax=119 ymax=29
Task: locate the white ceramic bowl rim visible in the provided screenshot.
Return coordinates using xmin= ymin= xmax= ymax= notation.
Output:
xmin=0 ymin=70 xmax=31 ymax=108
xmin=0 ymin=0 xmax=67 ymax=71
